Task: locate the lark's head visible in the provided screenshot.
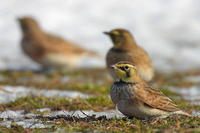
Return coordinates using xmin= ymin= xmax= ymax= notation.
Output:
xmin=111 ymin=61 xmax=138 ymax=83
xmin=104 ymin=29 xmax=134 ymax=49
xmin=18 ymin=16 xmax=40 ymax=33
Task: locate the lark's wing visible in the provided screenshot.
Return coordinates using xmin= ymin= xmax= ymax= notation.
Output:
xmin=134 ymin=83 xmax=180 ymax=112
xmin=45 ymin=33 xmax=98 ymax=56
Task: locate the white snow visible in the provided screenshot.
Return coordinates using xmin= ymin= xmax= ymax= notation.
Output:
xmin=61 ymin=76 xmax=70 ymax=83
xmin=0 ymin=121 xmax=12 ymax=128
xmin=44 ymin=110 xmax=124 ymax=119
xmin=0 ymin=85 xmax=92 ymax=103
xmin=169 ymin=86 xmax=200 ymax=104
xmin=0 ymin=119 xmax=51 ymax=129
xmin=0 ymin=110 xmax=24 ymax=119
xmin=15 ymin=119 xmax=49 ymax=129
xmin=0 ymin=109 xmax=48 ymax=128
xmin=36 ymin=108 xmax=51 ymax=113
xmin=184 ymin=75 xmax=200 ymax=83
xmin=192 ymin=110 xmax=200 ymax=117
xmin=0 ymin=110 xmax=48 ymax=128
xmin=0 ymin=0 xmax=200 ymax=71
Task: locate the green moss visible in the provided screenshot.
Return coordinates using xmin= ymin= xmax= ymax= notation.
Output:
xmin=44 ymin=116 xmax=200 ymax=133
xmin=85 ymin=96 xmax=112 ymax=107
xmin=0 ymin=69 xmax=111 ymax=95
xmin=0 ymin=114 xmax=200 ymax=132
xmin=0 ymin=96 xmax=114 ymax=111
xmin=0 ymin=69 xmax=200 ymax=132
xmin=4 ymin=96 xmax=69 ymax=109
xmin=69 ymin=83 xmax=110 ymax=95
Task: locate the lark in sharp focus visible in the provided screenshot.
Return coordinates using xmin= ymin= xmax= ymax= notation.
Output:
xmin=110 ymin=61 xmax=191 ymax=119
xmin=18 ymin=16 xmax=98 ymax=69
xmin=104 ymin=28 xmax=154 ymax=81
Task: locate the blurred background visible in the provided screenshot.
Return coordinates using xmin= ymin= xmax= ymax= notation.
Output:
xmin=0 ymin=0 xmax=200 ymax=72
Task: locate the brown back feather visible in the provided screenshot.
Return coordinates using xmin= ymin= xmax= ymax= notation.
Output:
xmin=45 ymin=33 xmax=99 ymax=56
xmin=134 ymin=83 xmax=180 ymax=112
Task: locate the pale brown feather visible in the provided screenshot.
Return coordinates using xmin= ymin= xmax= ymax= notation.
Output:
xmin=132 ymin=82 xmax=180 ymax=112
xmin=45 ymin=33 xmax=98 ymax=56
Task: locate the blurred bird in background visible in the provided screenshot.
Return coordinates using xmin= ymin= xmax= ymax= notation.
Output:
xmin=18 ymin=16 xmax=99 ymax=70
xmin=104 ymin=29 xmax=154 ymax=82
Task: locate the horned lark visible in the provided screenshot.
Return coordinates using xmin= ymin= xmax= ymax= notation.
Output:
xmin=18 ymin=16 xmax=98 ymax=68
xmin=104 ymin=29 xmax=154 ymax=81
xmin=110 ymin=61 xmax=191 ymax=119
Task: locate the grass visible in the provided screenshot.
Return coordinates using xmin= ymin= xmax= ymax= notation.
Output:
xmin=0 ymin=68 xmax=200 ymax=132
xmin=0 ymin=116 xmax=200 ymax=133
xmin=154 ymin=71 xmax=200 ymax=87
xmin=0 ymin=69 xmax=111 ymax=95
xmin=0 ymin=96 xmax=114 ymax=112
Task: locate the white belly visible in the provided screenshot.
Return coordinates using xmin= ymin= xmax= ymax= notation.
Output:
xmin=117 ymin=100 xmax=168 ymax=119
xmin=39 ymin=53 xmax=81 ymax=67
xmin=137 ymin=66 xmax=154 ymax=82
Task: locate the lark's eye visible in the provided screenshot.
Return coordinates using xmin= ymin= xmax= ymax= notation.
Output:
xmin=124 ymin=66 xmax=129 ymax=70
xmin=119 ymin=67 xmax=123 ymax=70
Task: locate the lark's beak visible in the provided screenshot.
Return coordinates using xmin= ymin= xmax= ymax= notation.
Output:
xmin=103 ymin=31 xmax=111 ymax=35
xmin=111 ymin=65 xmax=116 ymax=69
xmin=17 ymin=17 xmax=22 ymax=22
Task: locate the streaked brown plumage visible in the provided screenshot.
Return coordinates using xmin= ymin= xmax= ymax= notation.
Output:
xmin=18 ymin=16 xmax=98 ymax=68
xmin=110 ymin=61 xmax=191 ymax=119
xmin=104 ymin=29 xmax=154 ymax=81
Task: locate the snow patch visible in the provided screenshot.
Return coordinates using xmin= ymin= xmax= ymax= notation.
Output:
xmin=36 ymin=108 xmax=51 ymax=112
xmin=0 ymin=109 xmax=124 ymax=129
xmin=192 ymin=110 xmax=200 ymax=117
xmin=0 ymin=1 xmax=200 ymax=71
xmin=184 ymin=75 xmax=200 ymax=83
xmin=0 ymin=110 xmax=24 ymax=119
xmin=61 ymin=76 xmax=70 ymax=83
xmin=44 ymin=110 xmax=124 ymax=119
xmin=0 ymin=85 xmax=92 ymax=103
xmin=169 ymin=86 xmax=200 ymax=104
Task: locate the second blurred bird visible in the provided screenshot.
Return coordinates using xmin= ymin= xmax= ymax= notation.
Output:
xmin=104 ymin=29 xmax=154 ymax=82
xmin=18 ymin=16 xmax=99 ymax=69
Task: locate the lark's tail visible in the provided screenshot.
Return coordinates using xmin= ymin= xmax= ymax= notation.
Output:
xmin=173 ymin=110 xmax=192 ymax=117
xmin=84 ymin=51 xmax=103 ymax=59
